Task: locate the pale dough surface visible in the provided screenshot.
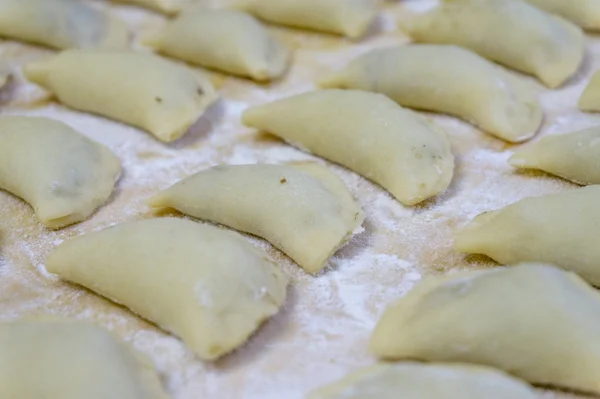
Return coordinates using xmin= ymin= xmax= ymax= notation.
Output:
xmin=0 ymin=1 xmax=598 ymax=398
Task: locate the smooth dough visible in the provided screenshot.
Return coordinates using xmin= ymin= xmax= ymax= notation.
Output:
xmin=111 ymin=0 xmax=186 ymax=15
xmin=145 ymin=7 xmax=291 ymax=82
xmin=406 ymin=0 xmax=584 ymax=88
xmin=149 ymin=163 xmax=364 ymax=274
xmin=242 ymin=89 xmax=454 ymax=205
xmin=24 ymin=50 xmax=217 ymax=143
xmin=578 ymin=70 xmax=600 ymax=111
xmin=307 ymin=362 xmax=537 ymax=399
xmin=46 ymin=217 xmax=288 ymax=361
xmin=320 ymin=44 xmax=542 ymax=143
xmin=237 ymin=0 xmax=377 ymax=39
xmin=455 ymin=185 xmax=600 ymax=286
xmin=524 ymin=0 xmax=600 ymax=31
xmin=370 ymin=263 xmax=600 ymax=394
xmin=0 ymin=0 xmax=129 ymax=50
xmin=509 ymin=126 xmax=600 ymax=184
xmin=0 ymin=116 xmax=121 ymax=228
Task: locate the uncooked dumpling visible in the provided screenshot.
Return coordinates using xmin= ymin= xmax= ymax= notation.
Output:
xmin=455 ymin=185 xmax=600 ymax=286
xmin=524 ymin=0 xmax=600 ymax=31
xmin=0 ymin=0 xmax=129 ymax=50
xmin=320 ymin=44 xmax=542 ymax=143
xmin=24 ymin=50 xmax=217 ymax=143
xmin=0 ymin=116 xmax=121 ymax=228
xmin=149 ymin=163 xmax=364 ymax=274
xmin=46 ymin=217 xmax=288 ymax=361
xmin=406 ymin=0 xmax=584 ymax=88
xmin=111 ymin=0 xmax=185 ymax=15
xmin=371 ymin=263 xmax=600 ymax=394
xmin=242 ymin=90 xmax=454 ymax=205
xmin=579 ymin=70 xmax=600 ymax=112
xmin=146 ymin=7 xmax=291 ymax=81
xmin=237 ymin=0 xmax=377 ymax=39
xmin=509 ymin=126 xmax=600 ymax=184
xmin=308 ymin=362 xmax=537 ymax=399
xmin=0 ymin=321 xmax=168 ymax=399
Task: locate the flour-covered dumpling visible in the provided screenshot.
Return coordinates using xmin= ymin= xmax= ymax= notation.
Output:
xmin=524 ymin=0 xmax=600 ymax=30
xmin=237 ymin=0 xmax=377 ymax=39
xmin=0 ymin=321 xmax=168 ymax=399
xmin=46 ymin=218 xmax=288 ymax=361
xmin=455 ymin=185 xmax=600 ymax=286
xmin=111 ymin=0 xmax=185 ymax=15
xmin=406 ymin=0 xmax=584 ymax=88
xmin=149 ymin=163 xmax=364 ymax=274
xmin=0 ymin=0 xmax=129 ymax=50
xmin=578 ymin=70 xmax=600 ymax=112
xmin=0 ymin=116 xmax=121 ymax=228
xmin=242 ymin=90 xmax=454 ymax=205
xmin=24 ymin=50 xmax=217 ymax=143
xmin=146 ymin=8 xmax=291 ymax=81
xmin=371 ymin=263 xmax=600 ymax=394
xmin=308 ymin=362 xmax=537 ymax=399
xmin=509 ymin=127 xmax=600 ymax=184
xmin=320 ymin=45 xmax=542 ymax=143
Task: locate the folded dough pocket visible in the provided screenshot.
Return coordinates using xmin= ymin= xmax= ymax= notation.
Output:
xmin=0 ymin=116 xmax=121 ymax=229
xmin=370 ymin=263 xmax=600 ymax=395
xmin=46 ymin=218 xmax=288 ymax=361
xmin=242 ymin=89 xmax=455 ymax=206
xmin=406 ymin=0 xmax=584 ymax=88
xmin=149 ymin=163 xmax=364 ymax=274
xmin=24 ymin=50 xmax=218 ymax=143
xmin=0 ymin=321 xmax=168 ymax=399
xmin=145 ymin=8 xmax=291 ymax=82
xmin=524 ymin=0 xmax=600 ymax=31
xmin=455 ymin=185 xmax=600 ymax=286
xmin=320 ymin=45 xmax=542 ymax=143
xmin=0 ymin=0 xmax=129 ymax=50
xmin=237 ymin=0 xmax=377 ymax=39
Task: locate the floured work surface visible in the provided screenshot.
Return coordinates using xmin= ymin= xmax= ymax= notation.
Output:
xmin=0 ymin=1 xmax=597 ymax=398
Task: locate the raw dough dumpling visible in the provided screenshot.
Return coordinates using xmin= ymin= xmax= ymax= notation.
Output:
xmin=149 ymin=163 xmax=364 ymax=274
xmin=111 ymin=0 xmax=185 ymax=15
xmin=371 ymin=263 xmax=600 ymax=394
xmin=578 ymin=70 xmax=600 ymax=111
xmin=237 ymin=0 xmax=377 ymax=39
xmin=455 ymin=185 xmax=600 ymax=286
xmin=242 ymin=90 xmax=454 ymax=205
xmin=308 ymin=362 xmax=537 ymax=399
xmin=0 ymin=116 xmax=121 ymax=228
xmin=320 ymin=45 xmax=542 ymax=143
xmin=146 ymin=8 xmax=291 ymax=81
xmin=24 ymin=50 xmax=217 ymax=143
xmin=405 ymin=0 xmax=584 ymax=88
xmin=524 ymin=0 xmax=600 ymax=31
xmin=509 ymin=126 xmax=600 ymax=184
xmin=46 ymin=217 xmax=288 ymax=361
xmin=0 ymin=321 xmax=168 ymax=399
xmin=0 ymin=0 xmax=129 ymax=50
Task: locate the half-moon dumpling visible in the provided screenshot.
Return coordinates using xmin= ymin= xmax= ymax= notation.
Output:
xmin=0 ymin=116 xmax=121 ymax=228
xmin=46 ymin=217 xmax=288 ymax=361
xmin=524 ymin=0 xmax=600 ymax=31
xmin=455 ymin=185 xmax=600 ymax=286
xmin=0 ymin=321 xmax=168 ymax=399
xmin=0 ymin=0 xmax=129 ymax=50
xmin=509 ymin=126 xmax=600 ymax=184
xmin=242 ymin=90 xmax=454 ymax=205
xmin=405 ymin=0 xmax=584 ymax=88
xmin=237 ymin=0 xmax=377 ymax=39
xmin=149 ymin=163 xmax=364 ymax=274
xmin=111 ymin=0 xmax=185 ymax=15
xmin=24 ymin=50 xmax=217 ymax=143
xmin=308 ymin=362 xmax=537 ymax=399
xmin=370 ymin=263 xmax=600 ymax=394
xmin=145 ymin=8 xmax=291 ymax=82
xmin=320 ymin=45 xmax=542 ymax=143
xmin=579 ymin=70 xmax=600 ymax=112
